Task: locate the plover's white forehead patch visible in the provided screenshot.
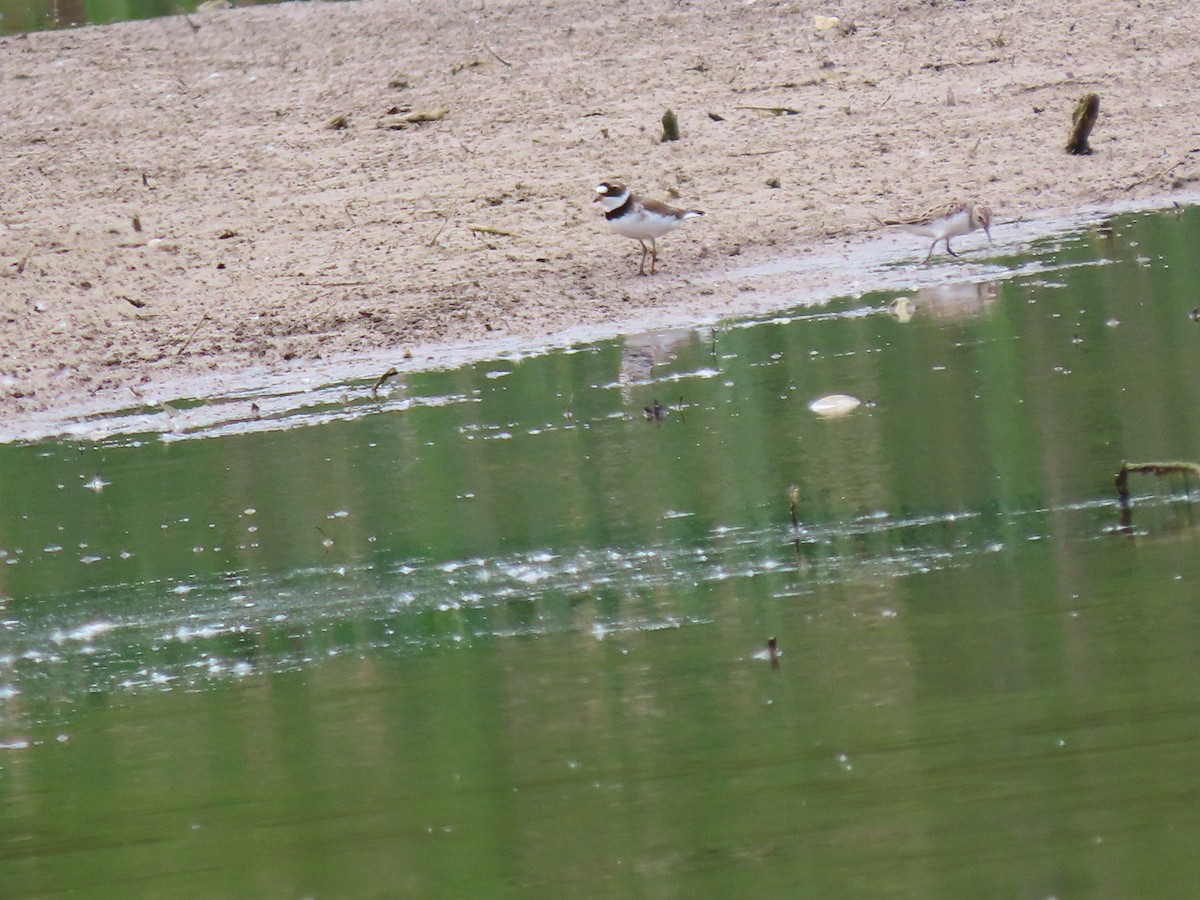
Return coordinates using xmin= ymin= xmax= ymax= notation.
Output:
xmin=595 ymin=184 xmax=609 ymax=194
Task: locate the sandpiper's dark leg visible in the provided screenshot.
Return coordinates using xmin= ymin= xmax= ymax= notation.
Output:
xmin=945 ymin=238 xmax=960 ymax=258
xmin=924 ymin=241 xmax=936 ymax=263
xmin=649 ymin=240 xmax=658 ymax=275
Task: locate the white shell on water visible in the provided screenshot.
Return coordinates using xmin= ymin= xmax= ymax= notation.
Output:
xmin=888 ymin=297 xmax=915 ymax=322
xmin=808 ymin=394 xmax=862 ymax=417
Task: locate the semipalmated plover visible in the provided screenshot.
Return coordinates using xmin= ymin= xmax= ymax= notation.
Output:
xmin=882 ymin=201 xmax=992 ymax=262
xmin=594 ymin=182 xmax=704 ymax=275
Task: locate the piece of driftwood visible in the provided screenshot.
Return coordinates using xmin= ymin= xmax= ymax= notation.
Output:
xmin=1066 ymin=92 xmax=1099 ymax=155
xmin=1114 ymin=460 xmax=1200 ymax=529
xmin=661 ymin=109 xmax=680 ymax=142
xmin=371 ymin=367 xmax=399 ymax=400
xmin=377 ymin=107 xmax=449 ymax=129
xmin=765 ymin=637 xmax=780 ymax=669
xmin=786 ymin=484 xmax=801 ymax=530
xmin=467 ymin=224 xmax=514 ymax=237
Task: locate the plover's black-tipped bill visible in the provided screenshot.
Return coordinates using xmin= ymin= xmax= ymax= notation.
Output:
xmin=595 ymin=181 xmax=627 ymax=197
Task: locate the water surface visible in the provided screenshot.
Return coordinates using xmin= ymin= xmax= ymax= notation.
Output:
xmin=4 ymin=207 xmax=1200 ymax=897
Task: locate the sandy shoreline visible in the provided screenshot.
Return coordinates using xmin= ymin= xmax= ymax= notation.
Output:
xmin=2 ymin=0 xmax=1198 ymax=435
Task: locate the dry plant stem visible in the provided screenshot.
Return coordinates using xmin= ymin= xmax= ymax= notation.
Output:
xmin=731 ymin=148 xmax=788 ymax=157
xmin=1124 ymin=150 xmax=1200 ymax=191
xmin=429 ymin=201 xmax=458 ymax=246
xmin=177 ymin=311 xmax=210 ymax=356
xmin=734 ymin=105 xmax=801 ymax=115
xmin=14 ymin=244 xmax=35 ymax=274
xmin=483 ymin=44 xmax=512 ymax=67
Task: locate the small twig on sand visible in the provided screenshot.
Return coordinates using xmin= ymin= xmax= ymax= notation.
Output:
xmin=484 ymin=44 xmax=512 ymax=67
xmin=735 ymin=105 xmax=801 ymax=116
xmin=13 ymin=244 xmax=35 ymax=274
xmin=731 ymin=148 xmax=789 ymax=157
xmin=1016 ymin=78 xmax=1081 ymax=94
xmin=920 ymin=56 xmax=1001 ymax=71
xmin=429 ymin=201 xmax=458 ymax=246
xmin=177 ymin=310 xmax=210 ymax=356
xmin=1124 ymin=149 xmax=1200 ymax=191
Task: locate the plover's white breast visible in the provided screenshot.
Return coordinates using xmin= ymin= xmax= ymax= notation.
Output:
xmin=609 ymin=206 xmax=690 ymax=241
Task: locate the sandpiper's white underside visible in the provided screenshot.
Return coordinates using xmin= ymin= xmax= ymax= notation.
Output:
xmin=883 ymin=202 xmax=992 ymax=262
xmin=895 ymin=210 xmax=972 ymax=241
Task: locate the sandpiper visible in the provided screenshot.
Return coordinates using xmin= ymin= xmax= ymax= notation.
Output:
xmin=882 ymin=201 xmax=993 ymax=263
xmin=594 ymin=181 xmax=704 ymax=275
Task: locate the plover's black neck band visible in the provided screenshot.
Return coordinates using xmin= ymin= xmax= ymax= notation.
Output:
xmin=605 ymin=195 xmax=634 ymax=220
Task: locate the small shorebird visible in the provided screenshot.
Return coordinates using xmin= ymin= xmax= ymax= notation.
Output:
xmin=594 ymin=181 xmax=704 ymax=275
xmin=881 ymin=201 xmax=993 ymax=263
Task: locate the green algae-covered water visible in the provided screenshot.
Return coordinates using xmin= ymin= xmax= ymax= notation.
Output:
xmin=5 ymin=207 xmax=1200 ymax=896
